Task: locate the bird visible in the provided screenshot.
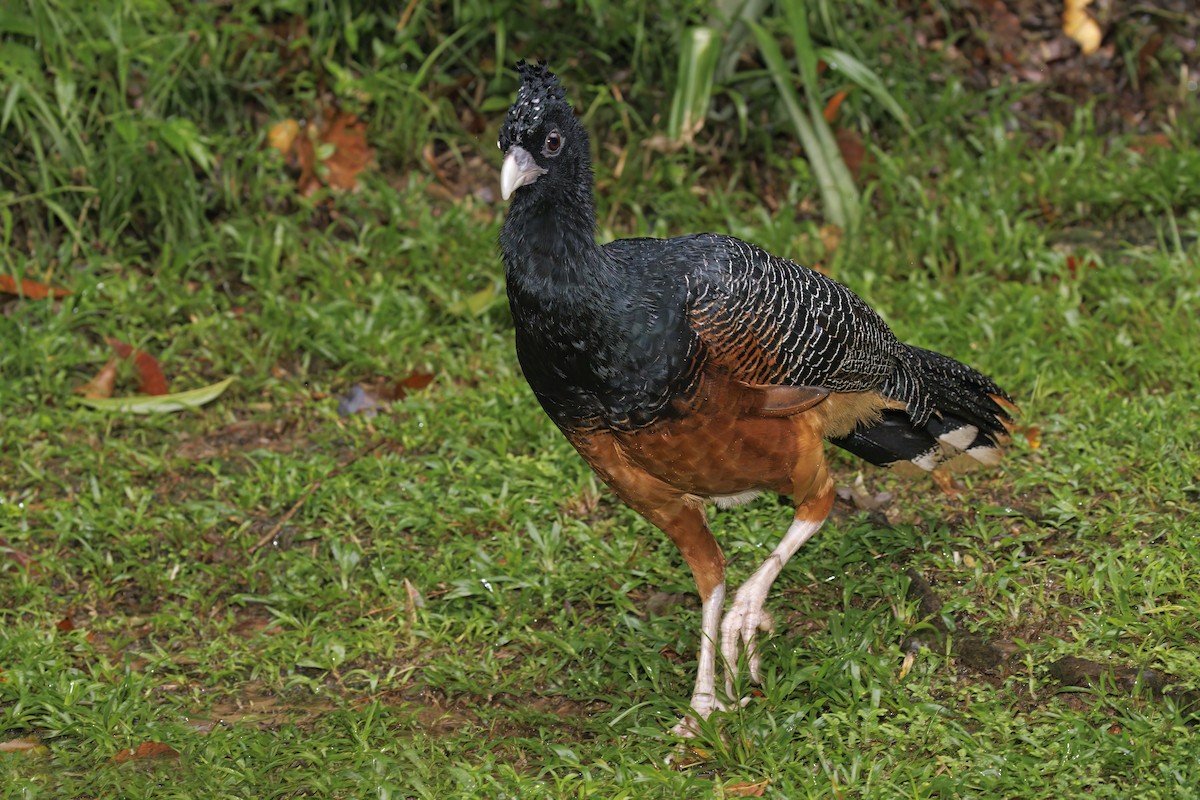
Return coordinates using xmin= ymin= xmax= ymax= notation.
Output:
xmin=496 ymin=61 xmax=1015 ymax=735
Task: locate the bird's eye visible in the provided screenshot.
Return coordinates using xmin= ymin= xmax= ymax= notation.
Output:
xmin=543 ymin=129 xmax=563 ymax=157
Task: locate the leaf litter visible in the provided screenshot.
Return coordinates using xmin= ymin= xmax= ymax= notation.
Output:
xmin=73 ymin=339 xmax=234 ymax=413
xmin=337 ymin=371 xmax=435 ymax=418
xmin=268 ymin=105 xmax=374 ymax=196
xmin=0 ymin=275 xmax=71 ymax=300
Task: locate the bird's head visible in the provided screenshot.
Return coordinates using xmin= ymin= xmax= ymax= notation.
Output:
xmin=498 ymin=62 xmax=589 ymax=202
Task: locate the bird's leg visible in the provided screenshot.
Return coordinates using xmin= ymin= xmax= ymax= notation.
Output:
xmin=720 ymin=479 xmax=834 ymax=695
xmin=669 ymin=579 xmax=726 ymax=737
xmin=560 ymin=432 xmax=732 ymax=735
xmin=627 ymin=495 xmax=728 ymax=738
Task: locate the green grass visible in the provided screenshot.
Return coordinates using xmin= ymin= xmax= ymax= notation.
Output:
xmin=3 ymin=1 xmax=1200 ymax=797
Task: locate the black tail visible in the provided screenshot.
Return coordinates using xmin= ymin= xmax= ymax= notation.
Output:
xmin=831 ymin=346 xmax=1016 ymax=473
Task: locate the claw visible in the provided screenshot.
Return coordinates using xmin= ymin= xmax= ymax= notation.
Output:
xmin=717 ymin=512 xmax=829 ymax=695
xmin=670 ymin=693 xmax=752 ymax=740
xmin=719 ymin=574 xmax=775 ymax=694
xmin=670 ymin=693 xmax=725 ymax=739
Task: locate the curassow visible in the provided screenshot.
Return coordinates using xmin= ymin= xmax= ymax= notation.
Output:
xmin=497 ymin=62 xmax=1015 ymax=734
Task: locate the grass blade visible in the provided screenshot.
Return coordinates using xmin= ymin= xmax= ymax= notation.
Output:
xmin=667 ymin=26 xmax=723 ymax=145
xmin=781 ymin=0 xmax=820 ymax=95
xmin=817 ymin=46 xmax=915 ymax=134
xmin=749 ymin=19 xmax=859 ymax=229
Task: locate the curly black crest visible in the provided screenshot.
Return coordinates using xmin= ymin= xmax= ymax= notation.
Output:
xmin=498 ymin=61 xmax=570 ymax=152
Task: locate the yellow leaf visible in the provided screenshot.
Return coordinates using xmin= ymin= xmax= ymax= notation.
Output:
xmin=1063 ymin=0 xmax=1102 ymax=55
xmin=267 ymin=119 xmax=300 ymax=153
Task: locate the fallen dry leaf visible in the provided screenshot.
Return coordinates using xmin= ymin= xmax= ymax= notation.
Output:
xmin=1 ymin=536 xmax=36 ymax=571
xmin=834 ymin=127 xmax=867 ymax=183
xmin=113 ymin=742 xmax=181 ymax=763
xmin=899 ymin=649 xmax=917 ymax=679
xmin=971 ymin=0 xmax=1024 ymax=66
xmin=931 ymin=470 xmax=964 ymax=495
xmin=318 ymin=111 xmax=372 ymax=191
xmin=0 ymin=275 xmax=71 ymax=299
xmin=55 ymin=615 xmax=75 ymax=633
xmin=1023 ymin=425 xmax=1042 ymax=450
xmin=403 ymin=577 xmax=425 ymax=610
xmin=1063 ymin=0 xmax=1102 ymax=55
xmin=0 ymin=739 xmax=46 ymax=755
xmin=835 ymin=473 xmax=893 ymax=512
xmin=1128 ymin=132 xmax=1172 ymax=155
xmin=73 ymin=358 xmax=119 ymax=399
xmin=397 ymin=371 xmax=435 ymax=392
xmin=267 ymin=118 xmax=300 ymax=153
xmin=823 ymin=89 xmax=848 ymax=123
xmin=269 ymin=107 xmax=374 ymax=196
xmin=725 ymin=778 xmax=770 ymax=797
xmin=106 ymin=338 xmax=170 ymax=396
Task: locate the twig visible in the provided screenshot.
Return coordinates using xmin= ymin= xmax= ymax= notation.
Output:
xmin=249 ymin=439 xmax=387 ymax=554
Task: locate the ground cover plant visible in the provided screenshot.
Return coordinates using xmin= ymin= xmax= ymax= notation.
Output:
xmin=2 ymin=0 xmax=1199 ymax=797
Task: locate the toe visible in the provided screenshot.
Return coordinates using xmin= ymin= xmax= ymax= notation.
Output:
xmin=670 ymin=716 xmax=701 ymax=739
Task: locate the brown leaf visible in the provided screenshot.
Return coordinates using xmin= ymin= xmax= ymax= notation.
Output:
xmin=55 ymin=616 xmax=76 ymax=633
xmin=275 ymin=108 xmax=374 ymax=196
xmin=106 ymin=338 xmax=170 ymax=395
xmin=339 ymin=372 xmax=435 ymax=413
xmin=398 ymin=372 xmax=435 ymax=391
xmin=725 ymin=779 xmax=770 ymax=797
xmin=930 ymin=469 xmax=963 ymax=495
xmin=975 ymin=0 xmax=1024 ymax=65
xmin=834 ymin=128 xmax=866 ymax=183
xmin=0 ymin=275 xmax=70 ymax=299
xmin=658 ymin=645 xmax=683 ymax=663
xmin=1129 ymin=133 xmax=1172 ymax=155
xmin=319 ymin=110 xmax=373 ymax=192
xmin=1 ymin=537 xmax=35 ymax=570
xmin=293 ymin=130 xmax=319 ymax=196
xmin=132 ymin=350 xmax=170 ymax=395
xmin=390 ymin=371 xmax=435 ymax=402
xmin=113 ymin=741 xmax=181 ymax=763
xmin=823 ymin=90 xmax=848 ymax=123
xmin=0 ymin=739 xmax=44 ymax=754
xmin=1022 ymin=425 xmax=1042 ymax=450
xmin=74 ymin=358 xmax=119 ymax=399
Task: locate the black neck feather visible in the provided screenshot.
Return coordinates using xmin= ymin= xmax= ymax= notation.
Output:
xmin=499 ymin=152 xmax=618 ymax=298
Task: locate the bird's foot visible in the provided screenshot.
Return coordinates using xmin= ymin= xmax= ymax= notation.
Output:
xmin=669 ymin=715 xmax=704 ymax=739
xmin=669 ymin=692 xmax=750 ymax=739
xmin=719 ymin=575 xmax=776 ymax=696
